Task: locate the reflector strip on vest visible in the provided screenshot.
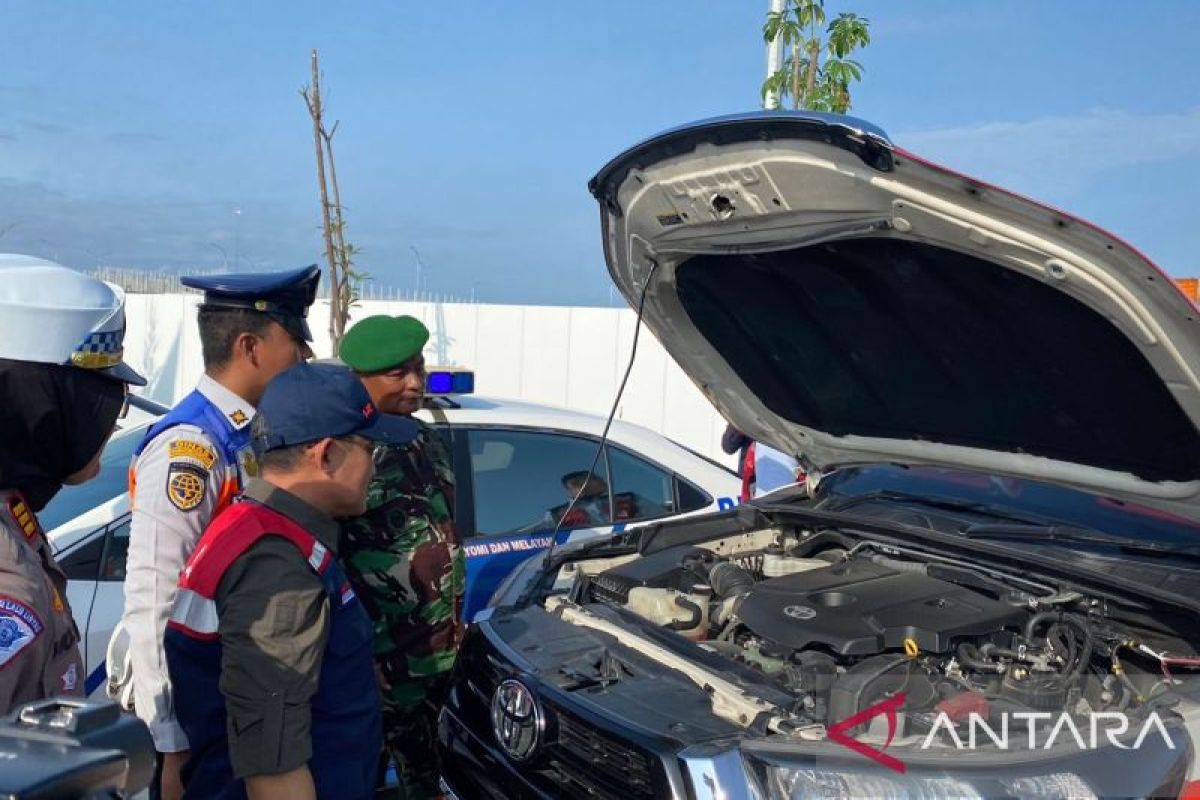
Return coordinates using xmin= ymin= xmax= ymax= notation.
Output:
xmin=169 ymin=588 xmax=219 ymax=639
xmin=309 ymin=541 xmax=328 ymax=571
xmin=168 ymin=499 xmax=334 ymax=641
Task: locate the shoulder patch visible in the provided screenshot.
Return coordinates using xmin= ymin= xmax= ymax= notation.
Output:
xmin=5 ymin=495 xmax=40 ymax=540
xmin=60 ymin=662 xmax=78 ymax=692
xmin=167 ymin=464 xmax=209 ymax=512
xmin=168 ymin=439 xmax=218 ymax=470
xmin=0 ymin=595 xmax=43 ymax=669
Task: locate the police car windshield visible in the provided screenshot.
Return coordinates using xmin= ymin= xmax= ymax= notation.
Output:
xmin=40 ymin=424 xmax=146 ymax=532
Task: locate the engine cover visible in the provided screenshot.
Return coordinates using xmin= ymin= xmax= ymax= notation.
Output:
xmin=736 ymin=558 xmax=1025 ymax=656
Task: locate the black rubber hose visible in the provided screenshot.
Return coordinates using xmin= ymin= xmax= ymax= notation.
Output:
xmin=1067 ymin=622 xmax=1093 ymax=679
xmin=958 ymin=642 xmax=1005 ymax=674
xmin=788 ymin=530 xmax=855 ymax=557
xmin=709 ymin=561 xmax=755 ymax=598
xmin=980 ymin=643 xmax=1026 ymax=662
xmin=1024 ymin=611 xmax=1062 ymax=642
xmin=667 ymin=596 xmax=703 ymax=631
xmin=1046 ymin=625 xmax=1077 ymax=673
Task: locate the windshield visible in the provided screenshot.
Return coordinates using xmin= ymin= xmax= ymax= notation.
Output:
xmin=815 ymin=464 xmax=1200 ymax=549
xmin=39 ymin=424 xmax=148 ymax=532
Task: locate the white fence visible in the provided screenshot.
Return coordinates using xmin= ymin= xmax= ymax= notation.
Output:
xmin=121 ymin=294 xmax=736 ymax=464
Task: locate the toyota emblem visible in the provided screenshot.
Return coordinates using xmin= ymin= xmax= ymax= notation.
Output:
xmin=491 ymin=679 xmax=543 ymax=761
xmin=783 ymin=604 xmax=817 ymax=620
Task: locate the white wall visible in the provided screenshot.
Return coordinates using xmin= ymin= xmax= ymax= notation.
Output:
xmin=121 ymin=294 xmax=737 ymax=464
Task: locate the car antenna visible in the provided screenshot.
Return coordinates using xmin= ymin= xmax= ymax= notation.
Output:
xmin=543 ymin=261 xmax=659 ymax=569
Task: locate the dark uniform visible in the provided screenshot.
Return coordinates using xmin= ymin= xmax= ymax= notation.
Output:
xmin=0 ymin=254 xmax=145 ymax=712
xmin=341 ymin=422 xmax=463 ymax=791
xmin=164 ymin=363 xmax=418 ymax=799
xmin=337 ymin=315 xmax=464 ymax=799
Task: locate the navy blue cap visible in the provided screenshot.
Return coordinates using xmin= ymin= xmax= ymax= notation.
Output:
xmin=254 ymin=363 xmax=419 ymax=453
xmin=182 ymin=265 xmax=321 ymax=342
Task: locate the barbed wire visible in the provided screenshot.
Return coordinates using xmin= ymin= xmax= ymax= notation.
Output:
xmin=86 ymin=267 xmax=474 ymax=304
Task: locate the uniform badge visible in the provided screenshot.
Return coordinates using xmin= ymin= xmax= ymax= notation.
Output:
xmin=168 ymin=439 xmax=217 ymax=470
xmin=0 ymin=595 xmax=43 ymax=668
xmin=238 ymin=447 xmax=259 ymax=479
xmin=60 ymin=662 xmax=78 ymax=692
xmin=167 ymin=464 xmax=208 ymax=512
xmin=229 ymin=409 xmax=249 ymax=426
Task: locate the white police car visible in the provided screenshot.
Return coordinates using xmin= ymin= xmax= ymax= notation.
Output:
xmin=42 ymin=372 xmax=741 ymax=696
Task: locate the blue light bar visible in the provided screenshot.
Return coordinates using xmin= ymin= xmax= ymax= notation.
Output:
xmin=426 ymin=369 xmax=474 ymax=395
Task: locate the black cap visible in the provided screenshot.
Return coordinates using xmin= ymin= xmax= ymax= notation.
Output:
xmin=253 ymin=363 xmax=419 ymax=454
xmin=182 ymin=265 xmax=321 ymax=342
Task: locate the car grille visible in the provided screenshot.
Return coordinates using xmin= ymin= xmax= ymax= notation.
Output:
xmin=545 ymin=708 xmax=658 ymax=800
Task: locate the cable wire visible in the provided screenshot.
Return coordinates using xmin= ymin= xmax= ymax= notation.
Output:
xmin=542 ymin=262 xmax=660 ymax=567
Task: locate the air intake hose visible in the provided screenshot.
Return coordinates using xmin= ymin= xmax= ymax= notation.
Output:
xmin=708 ymin=561 xmax=754 ymax=599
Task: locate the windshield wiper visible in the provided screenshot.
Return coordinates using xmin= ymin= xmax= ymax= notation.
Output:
xmin=963 ymin=523 xmax=1200 ymax=560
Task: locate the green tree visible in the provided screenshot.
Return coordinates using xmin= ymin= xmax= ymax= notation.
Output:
xmin=762 ymin=0 xmax=871 ymax=113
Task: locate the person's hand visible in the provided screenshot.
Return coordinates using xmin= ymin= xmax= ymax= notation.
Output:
xmin=160 ymin=750 xmax=190 ymax=800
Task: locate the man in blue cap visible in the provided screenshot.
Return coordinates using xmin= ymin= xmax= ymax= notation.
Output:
xmin=0 ymin=254 xmax=145 ymax=712
xmin=164 ymin=363 xmax=418 ymax=800
xmin=115 ymin=265 xmax=320 ymax=799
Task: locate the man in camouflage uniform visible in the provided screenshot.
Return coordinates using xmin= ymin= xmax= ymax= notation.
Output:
xmin=338 ymin=315 xmax=464 ymax=800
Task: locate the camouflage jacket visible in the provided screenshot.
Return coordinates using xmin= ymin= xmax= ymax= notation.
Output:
xmin=339 ymin=420 xmax=464 ymax=681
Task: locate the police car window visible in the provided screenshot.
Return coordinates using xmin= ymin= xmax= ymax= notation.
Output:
xmin=605 ymin=446 xmax=677 ymax=523
xmin=99 ymin=518 xmax=132 ymax=581
xmin=676 ymin=477 xmax=712 ymax=514
xmin=58 ymin=529 xmax=106 ymax=581
xmin=466 ymin=429 xmax=612 ymax=536
xmin=38 ymin=424 xmax=147 ymax=531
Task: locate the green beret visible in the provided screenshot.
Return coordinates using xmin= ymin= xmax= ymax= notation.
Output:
xmin=340 ymin=315 xmax=430 ymax=373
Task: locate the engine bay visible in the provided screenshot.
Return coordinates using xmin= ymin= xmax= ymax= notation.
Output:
xmin=548 ymin=527 xmax=1200 ymax=750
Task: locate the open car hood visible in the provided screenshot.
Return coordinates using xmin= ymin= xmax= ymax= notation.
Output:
xmin=590 ymin=112 xmax=1200 ymax=512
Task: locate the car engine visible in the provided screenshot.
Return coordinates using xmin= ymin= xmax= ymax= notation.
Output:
xmin=572 ymin=533 xmax=1200 ymax=745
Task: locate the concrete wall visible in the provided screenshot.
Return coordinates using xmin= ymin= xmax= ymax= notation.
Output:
xmin=121 ymin=294 xmax=736 ymax=464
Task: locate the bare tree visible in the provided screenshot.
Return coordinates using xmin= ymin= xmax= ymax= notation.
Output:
xmin=301 ymin=49 xmax=365 ymax=353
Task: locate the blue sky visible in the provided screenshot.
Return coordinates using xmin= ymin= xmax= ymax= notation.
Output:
xmin=3 ymin=1 xmax=1198 ymax=305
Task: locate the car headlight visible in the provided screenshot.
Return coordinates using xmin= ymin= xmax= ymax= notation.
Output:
xmin=753 ymin=765 xmax=1096 ymax=800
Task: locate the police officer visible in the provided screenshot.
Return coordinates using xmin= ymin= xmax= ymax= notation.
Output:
xmin=115 ymin=265 xmax=319 ymax=799
xmin=165 ymin=363 xmax=418 ymax=800
xmin=0 ymin=254 xmax=146 ymax=713
xmin=337 ymin=315 xmax=462 ymax=799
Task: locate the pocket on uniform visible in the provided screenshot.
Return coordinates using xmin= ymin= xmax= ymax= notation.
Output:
xmin=224 ymin=687 xmax=288 ymax=773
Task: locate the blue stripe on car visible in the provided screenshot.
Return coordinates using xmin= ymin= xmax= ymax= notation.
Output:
xmin=85 ymin=662 xmax=107 ymax=695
